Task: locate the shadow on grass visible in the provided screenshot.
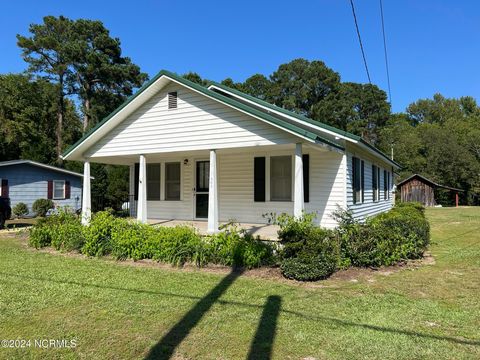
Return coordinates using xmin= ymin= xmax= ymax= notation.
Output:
xmin=144 ymin=269 xmax=244 ymax=359
xmin=247 ymin=295 xmax=282 ymax=360
xmin=1 ymin=271 xmax=479 ymax=348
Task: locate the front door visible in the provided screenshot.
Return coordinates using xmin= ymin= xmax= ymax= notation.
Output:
xmin=195 ymin=160 xmax=209 ymax=218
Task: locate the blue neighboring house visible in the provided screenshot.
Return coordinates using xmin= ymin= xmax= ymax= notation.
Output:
xmin=0 ymin=160 xmax=85 ymax=215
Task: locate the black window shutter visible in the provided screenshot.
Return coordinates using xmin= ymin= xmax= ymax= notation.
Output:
xmin=352 ymin=157 xmax=357 ymax=204
xmin=254 ymin=157 xmax=266 ymax=202
xmin=303 ymin=154 xmax=309 ymax=203
xmin=361 ymin=160 xmax=365 ymax=203
xmin=134 ymin=163 xmax=139 ymax=201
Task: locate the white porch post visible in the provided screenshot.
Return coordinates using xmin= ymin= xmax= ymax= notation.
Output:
xmin=81 ymin=161 xmax=91 ymax=225
xmin=137 ymin=154 xmax=147 ymax=223
xmin=208 ymin=149 xmax=219 ymax=233
xmin=294 ymin=143 xmax=304 ymax=218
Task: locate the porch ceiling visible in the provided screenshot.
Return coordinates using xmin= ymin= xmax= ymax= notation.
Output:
xmin=84 ymin=143 xmax=330 ymax=166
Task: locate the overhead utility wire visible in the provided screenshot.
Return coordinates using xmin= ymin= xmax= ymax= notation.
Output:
xmin=349 ymin=0 xmax=372 ymax=84
xmin=379 ymin=0 xmax=392 ymax=105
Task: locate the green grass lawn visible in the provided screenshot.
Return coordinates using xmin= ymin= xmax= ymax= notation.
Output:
xmin=0 ymin=208 xmax=479 ymax=359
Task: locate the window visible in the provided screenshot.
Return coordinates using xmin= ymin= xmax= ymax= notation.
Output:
xmin=168 ymin=91 xmax=177 ymax=109
xmin=147 ymin=164 xmax=161 ymax=200
xmin=352 ymin=157 xmax=364 ymax=204
xmin=53 ymin=180 xmax=65 ymax=199
xmin=270 ymin=156 xmax=292 ymax=201
xmin=372 ymin=165 xmax=380 ymax=202
xmin=384 ymin=170 xmax=390 ymax=200
xmin=165 ymin=162 xmax=181 ymax=200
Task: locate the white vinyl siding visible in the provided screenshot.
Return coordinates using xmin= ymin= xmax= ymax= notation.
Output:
xmin=346 ymin=144 xmax=394 ymax=221
xmin=85 ymin=83 xmax=298 ymax=158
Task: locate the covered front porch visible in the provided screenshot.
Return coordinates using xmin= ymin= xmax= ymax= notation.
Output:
xmin=81 ymin=143 xmax=310 ymax=234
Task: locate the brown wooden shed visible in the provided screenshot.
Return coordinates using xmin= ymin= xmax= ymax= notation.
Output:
xmin=397 ymin=174 xmax=463 ymax=207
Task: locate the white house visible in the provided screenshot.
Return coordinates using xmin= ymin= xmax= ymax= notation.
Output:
xmin=62 ymin=70 xmax=400 ymax=232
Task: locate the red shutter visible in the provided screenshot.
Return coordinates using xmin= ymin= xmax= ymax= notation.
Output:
xmin=47 ymin=180 xmax=53 ymax=199
xmin=65 ymin=181 xmax=71 ymax=199
xmin=1 ymin=179 xmax=8 ymax=198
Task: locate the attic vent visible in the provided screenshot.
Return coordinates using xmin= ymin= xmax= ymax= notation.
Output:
xmin=168 ymin=91 xmax=177 ymax=109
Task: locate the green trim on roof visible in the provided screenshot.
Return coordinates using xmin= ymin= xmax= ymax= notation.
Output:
xmin=208 ymin=81 xmax=400 ymax=167
xmin=208 ymin=81 xmax=361 ymax=141
xmin=63 ymin=70 xmax=344 ymax=158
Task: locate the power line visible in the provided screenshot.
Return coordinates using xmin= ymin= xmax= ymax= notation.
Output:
xmin=379 ymin=0 xmax=392 ymax=105
xmin=349 ymin=0 xmax=372 ymax=84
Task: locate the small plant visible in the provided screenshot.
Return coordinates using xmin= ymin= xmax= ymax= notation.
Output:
xmin=12 ymin=202 xmax=29 ymax=218
xmin=32 ymin=199 xmax=54 ymax=217
xmin=281 ymin=253 xmax=336 ymax=281
xmin=82 ymin=211 xmax=118 ymax=256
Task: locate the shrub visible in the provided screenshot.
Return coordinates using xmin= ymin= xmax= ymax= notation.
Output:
xmin=82 ymin=211 xmax=118 ymax=256
xmin=32 ymin=199 xmax=54 ymax=217
xmin=29 ymin=209 xmax=84 ymax=251
xmin=273 ymin=213 xmax=339 ymax=280
xmin=206 ymin=224 xmax=275 ymax=268
xmin=12 ymin=202 xmax=29 ymax=218
xmin=281 ymin=253 xmax=337 ymax=281
xmin=336 ymin=203 xmax=430 ymax=267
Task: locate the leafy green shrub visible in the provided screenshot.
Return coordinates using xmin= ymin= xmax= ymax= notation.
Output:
xmin=12 ymin=202 xmax=29 ymax=217
xmin=206 ymin=224 xmax=275 ymax=268
xmin=29 ymin=209 xmax=84 ymax=251
xmin=336 ymin=203 xmax=430 ymax=267
xmin=281 ymin=253 xmax=337 ymax=281
xmin=273 ymin=213 xmax=339 ymax=280
xmin=29 ymin=218 xmax=54 ymax=248
xmin=82 ymin=211 xmax=118 ymax=256
xmin=32 ymin=199 xmax=54 ymax=217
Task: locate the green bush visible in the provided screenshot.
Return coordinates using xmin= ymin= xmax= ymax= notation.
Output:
xmin=273 ymin=213 xmax=339 ymax=280
xmin=29 ymin=209 xmax=84 ymax=251
xmin=206 ymin=224 xmax=275 ymax=268
xmin=336 ymin=203 xmax=430 ymax=267
xmin=82 ymin=211 xmax=118 ymax=256
xmin=12 ymin=202 xmax=29 ymax=217
xmin=281 ymin=253 xmax=337 ymax=281
xmin=32 ymin=199 xmax=54 ymax=217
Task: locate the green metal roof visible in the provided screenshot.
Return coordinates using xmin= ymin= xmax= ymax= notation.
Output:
xmin=62 ymin=70 xmax=344 ymax=159
xmin=208 ymin=81 xmax=401 ymax=168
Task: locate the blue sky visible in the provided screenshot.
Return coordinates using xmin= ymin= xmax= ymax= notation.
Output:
xmin=0 ymin=0 xmax=479 ymax=113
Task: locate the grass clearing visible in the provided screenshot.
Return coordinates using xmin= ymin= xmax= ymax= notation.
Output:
xmin=0 ymin=208 xmax=479 ymax=359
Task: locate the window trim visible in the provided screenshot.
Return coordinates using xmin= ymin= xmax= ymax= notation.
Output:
xmin=165 ymin=162 xmax=182 ymax=201
xmin=270 ymin=155 xmax=293 ymax=202
xmin=52 ymin=180 xmax=66 ymax=200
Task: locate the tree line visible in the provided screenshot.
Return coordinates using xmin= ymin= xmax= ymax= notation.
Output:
xmin=1 ymin=16 xmax=478 ymax=207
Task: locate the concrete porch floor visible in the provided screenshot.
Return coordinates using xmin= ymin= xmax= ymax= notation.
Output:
xmin=146 ymin=219 xmax=280 ymax=240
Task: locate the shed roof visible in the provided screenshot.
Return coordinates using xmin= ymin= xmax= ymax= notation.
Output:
xmin=0 ymin=160 xmax=89 ymax=178
xmin=397 ymin=174 xmax=464 ymax=192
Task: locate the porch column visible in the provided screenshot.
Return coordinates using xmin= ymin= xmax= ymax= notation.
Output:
xmin=137 ymin=154 xmax=147 ymax=223
xmin=294 ymin=143 xmax=304 ymax=218
xmin=129 ymin=164 xmax=135 ymax=217
xmin=81 ymin=161 xmax=91 ymax=225
xmin=208 ymin=149 xmax=219 ymax=233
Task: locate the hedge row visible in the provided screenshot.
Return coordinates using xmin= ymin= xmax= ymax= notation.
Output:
xmin=29 ymin=203 xmax=430 ymax=281
xmin=277 ymin=202 xmax=430 ymax=281
xmin=29 ymin=210 xmax=275 ymax=269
